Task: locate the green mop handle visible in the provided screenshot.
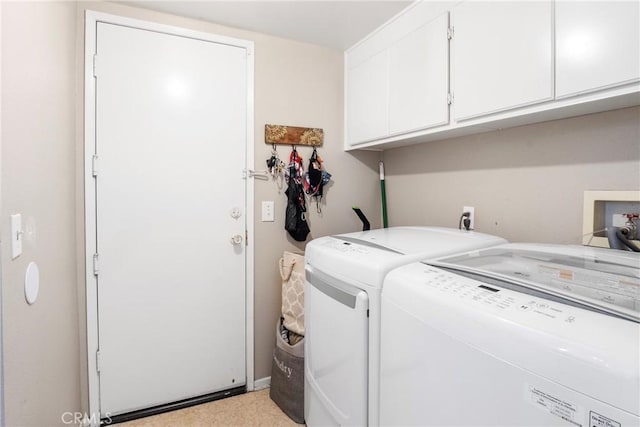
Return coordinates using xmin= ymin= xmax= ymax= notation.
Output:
xmin=379 ymin=161 xmax=388 ymax=228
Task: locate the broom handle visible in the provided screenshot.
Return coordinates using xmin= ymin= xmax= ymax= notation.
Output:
xmin=379 ymin=161 xmax=388 ymax=228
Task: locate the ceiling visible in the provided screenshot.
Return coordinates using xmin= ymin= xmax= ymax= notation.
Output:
xmin=121 ymin=1 xmax=412 ymax=50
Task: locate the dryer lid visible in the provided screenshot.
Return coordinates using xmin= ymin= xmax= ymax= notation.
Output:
xmin=431 ymin=243 xmax=640 ymax=322
xmin=337 ymin=226 xmax=506 ymax=256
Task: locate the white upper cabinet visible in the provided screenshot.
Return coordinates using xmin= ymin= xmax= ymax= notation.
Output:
xmin=344 ymin=0 xmax=639 ymax=150
xmin=451 ymin=1 xmax=553 ymax=121
xmin=556 ymin=1 xmax=640 ymax=99
xmin=345 ymin=3 xmax=452 ymax=148
xmin=389 ymin=12 xmax=450 ymax=135
xmin=346 ymin=49 xmax=389 ymax=144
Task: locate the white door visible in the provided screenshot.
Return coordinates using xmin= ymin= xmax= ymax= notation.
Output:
xmin=556 ymin=1 xmax=640 ymax=99
xmin=346 ymin=49 xmax=389 ymax=145
xmin=388 ymin=12 xmax=450 ymax=135
xmin=93 ymin=22 xmax=247 ymax=416
xmin=451 ymin=1 xmax=553 ymax=121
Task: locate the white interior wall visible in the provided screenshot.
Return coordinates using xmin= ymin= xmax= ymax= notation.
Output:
xmin=1 ymin=2 xmax=80 ymax=426
xmin=383 ymin=106 xmax=640 ymax=244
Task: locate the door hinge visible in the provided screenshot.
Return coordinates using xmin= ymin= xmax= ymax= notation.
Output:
xmin=92 ymin=155 xmax=98 ymax=177
xmin=447 ymin=26 xmax=454 ymax=40
xmin=245 ymin=230 xmax=248 ymax=246
xmin=93 ymin=54 xmax=98 ymax=78
xmin=96 ymin=350 xmax=101 ymax=373
xmin=93 ymin=253 xmax=99 ymax=276
xmin=447 ymin=93 xmax=454 ymax=105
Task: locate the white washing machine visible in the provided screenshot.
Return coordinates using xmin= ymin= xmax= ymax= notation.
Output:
xmin=304 ymin=227 xmax=507 ymax=426
xmin=380 ymin=243 xmax=639 ymax=426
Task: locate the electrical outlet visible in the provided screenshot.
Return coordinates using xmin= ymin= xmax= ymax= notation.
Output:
xmin=463 ymin=206 xmax=475 ymax=230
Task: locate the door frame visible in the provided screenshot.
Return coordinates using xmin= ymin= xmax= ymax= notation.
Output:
xmin=0 ymin=3 xmax=4 ymax=425
xmin=83 ymin=11 xmax=255 ymax=423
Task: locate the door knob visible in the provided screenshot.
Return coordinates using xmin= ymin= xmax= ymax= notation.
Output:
xmin=230 ymin=234 xmax=243 ymax=245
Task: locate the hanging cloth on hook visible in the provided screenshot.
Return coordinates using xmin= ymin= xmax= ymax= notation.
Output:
xmin=284 ymin=148 xmax=310 ymax=241
xmin=285 ymin=147 xmax=304 ymax=184
xmin=305 ymin=148 xmax=330 ymax=213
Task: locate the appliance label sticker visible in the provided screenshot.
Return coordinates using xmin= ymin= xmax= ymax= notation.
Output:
xmin=590 ymin=411 xmax=620 ymax=427
xmin=527 ymin=385 xmax=582 ymax=426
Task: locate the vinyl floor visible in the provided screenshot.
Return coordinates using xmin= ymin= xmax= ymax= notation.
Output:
xmin=119 ymin=389 xmax=301 ymax=427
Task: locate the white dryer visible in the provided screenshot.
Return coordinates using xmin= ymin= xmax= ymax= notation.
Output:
xmin=380 ymin=244 xmax=639 ymax=426
xmin=304 ymin=227 xmax=507 ymax=426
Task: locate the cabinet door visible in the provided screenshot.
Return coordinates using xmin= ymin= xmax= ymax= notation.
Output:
xmin=556 ymin=1 xmax=640 ymax=99
xmin=389 ymin=12 xmax=449 ymax=135
xmin=346 ymin=50 xmax=389 ymax=145
xmin=452 ymin=1 xmax=553 ymax=121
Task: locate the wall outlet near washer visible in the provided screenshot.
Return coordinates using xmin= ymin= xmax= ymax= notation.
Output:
xmin=463 ymin=206 xmax=475 ymax=230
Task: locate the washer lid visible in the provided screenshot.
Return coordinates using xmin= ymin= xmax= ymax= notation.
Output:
xmin=431 ymin=243 xmax=640 ymax=322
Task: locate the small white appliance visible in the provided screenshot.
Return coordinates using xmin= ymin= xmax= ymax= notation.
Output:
xmin=380 ymin=243 xmax=640 ymax=426
xmin=304 ymin=227 xmax=507 ymax=426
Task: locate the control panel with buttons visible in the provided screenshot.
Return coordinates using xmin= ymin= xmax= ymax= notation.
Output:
xmin=419 ymin=267 xmax=579 ymax=323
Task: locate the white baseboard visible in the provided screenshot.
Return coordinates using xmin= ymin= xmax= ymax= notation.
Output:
xmin=253 ymin=376 xmax=271 ymax=391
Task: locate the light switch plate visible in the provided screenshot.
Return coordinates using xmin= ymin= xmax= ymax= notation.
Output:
xmin=262 ymin=201 xmax=274 ymax=222
xmin=11 ymin=214 xmax=23 ymax=259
